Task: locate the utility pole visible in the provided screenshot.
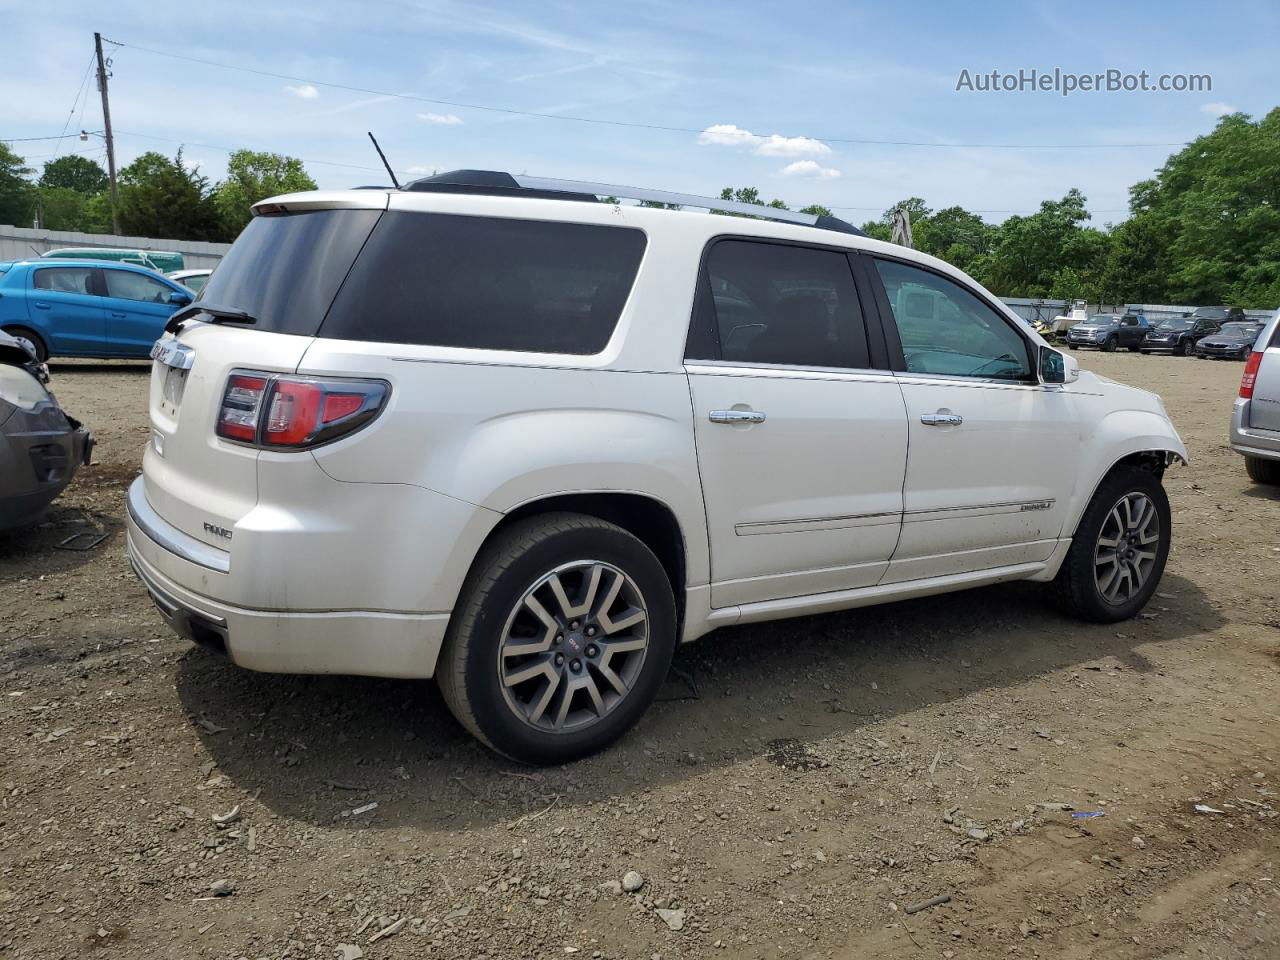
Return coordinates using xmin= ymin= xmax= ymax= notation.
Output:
xmin=94 ymin=32 xmax=120 ymax=235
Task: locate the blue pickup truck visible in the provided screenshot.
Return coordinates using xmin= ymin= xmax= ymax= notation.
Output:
xmin=0 ymin=259 xmax=194 ymax=361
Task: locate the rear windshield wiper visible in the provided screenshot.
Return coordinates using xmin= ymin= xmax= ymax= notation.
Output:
xmin=164 ymin=303 xmax=258 ymax=335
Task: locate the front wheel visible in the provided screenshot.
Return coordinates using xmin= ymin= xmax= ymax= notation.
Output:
xmin=1102 ymin=336 xmax=1118 ymax=353
xmin=437 ymin=513 xmax=676 ymax=764
xmin=1177 ymin=339 xmax=1191 ymax=356
xmin=1068 ymin=343 xmax=1079 ymax=350
xmin=1246 ymin=456 xmax=1280 ymax=485
xmin=1050 ymin=466 xmax=1171 ymax=622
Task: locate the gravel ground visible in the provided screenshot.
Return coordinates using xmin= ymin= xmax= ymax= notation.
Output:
xmin=1 ymin=351 xmax=1277 ymax=960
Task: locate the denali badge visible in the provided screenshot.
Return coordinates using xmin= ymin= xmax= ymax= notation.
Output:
xmin=203 ymin=522 xmax=233 ymax=540
xmin=1019 ymin=501 xmax=1053 ymax=512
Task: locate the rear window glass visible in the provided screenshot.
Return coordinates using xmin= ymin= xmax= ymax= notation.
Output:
xmin=320 ymin=212 xmax=647 ymax=354
xmin=33 ymin=266 xmax=95 ymax=294
xmin=197 ymin=209 xmax=381 ymax=335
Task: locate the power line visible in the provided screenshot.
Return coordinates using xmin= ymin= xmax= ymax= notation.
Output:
xmin=47 ymin=51 xmax=98 ymax=163
xmin=101 ymin=36 xmax=1191 ymax=151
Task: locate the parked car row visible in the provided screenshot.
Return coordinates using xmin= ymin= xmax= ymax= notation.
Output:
xmin=1066 ymin=306 xmax=1265 ymax=360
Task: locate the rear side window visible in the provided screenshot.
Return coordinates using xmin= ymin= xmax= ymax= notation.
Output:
xmin=689 ymin=240 xmax=869 ymax=368
xmin=321 ymin=212 xmax=646 ymax=354
xmin=33 ymin=267 xmax=95 ymax=295
xmin=198 ymin=209 xmax=382 ymax=335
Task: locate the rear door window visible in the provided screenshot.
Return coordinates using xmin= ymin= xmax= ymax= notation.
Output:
xmin=33 ymin=266 xmax=96 ymax=295
xmin=688 ymin=239 xmax=870 ymax=368
xmin=320 ymin=212 xmax=647 ymax=354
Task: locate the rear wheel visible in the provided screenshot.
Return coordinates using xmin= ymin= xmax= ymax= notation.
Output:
xmin=1177 ymin=339 xmax=1191 ymax=356
xmin=1245 ymin=456 xmax=1280 ymax=485
xmin=437 ymin=513 xmax=676 ymax=764
xmin=1050 ymin=465 xmax=1170 ymax=622
xmin=1 ymin=326 xmax=47 ymax=362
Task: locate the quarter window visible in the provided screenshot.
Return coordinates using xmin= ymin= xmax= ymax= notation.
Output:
xmin=33 ymin=267 xmax=95 ymax=295
xmin=873 ymin=259 xmax=1031 ymax=380
xmin=104 ymin=270 xmax=174 ymax=303
xmin=691 ymin=240 xmax=869 ymax=368
xmin=321 ymin=212 xmax=647 ymax=354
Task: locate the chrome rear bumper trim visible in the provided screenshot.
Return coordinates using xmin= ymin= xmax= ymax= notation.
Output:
xmin=126 ymin=476 xmax=231 ymax=574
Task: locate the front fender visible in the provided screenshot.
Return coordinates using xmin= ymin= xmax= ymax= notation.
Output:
xmin=1063 ymin=408 xmax=1187 ymax=538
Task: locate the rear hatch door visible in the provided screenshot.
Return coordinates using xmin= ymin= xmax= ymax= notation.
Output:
xmin=1250 ymin=316 xmax=1280 ymax=433
xmin=143 ymin=197 xmax=385 ymax=547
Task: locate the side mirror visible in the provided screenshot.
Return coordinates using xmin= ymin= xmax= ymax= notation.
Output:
xmin=168 ymin=290 xmax=193 ymax=306
xmin=1040 ymin=345 xmax=1080 ymax=385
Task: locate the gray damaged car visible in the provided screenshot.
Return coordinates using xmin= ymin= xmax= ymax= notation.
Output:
xmin=0 ymin=329 xmax=93 ymax=531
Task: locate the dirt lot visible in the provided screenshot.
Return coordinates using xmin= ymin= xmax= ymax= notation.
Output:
xmin=1 ymin=351 xmax=1277 ymax=960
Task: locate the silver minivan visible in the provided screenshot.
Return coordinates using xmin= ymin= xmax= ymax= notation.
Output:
xmin=1231 ymin=309 xmax=1280 ymax=484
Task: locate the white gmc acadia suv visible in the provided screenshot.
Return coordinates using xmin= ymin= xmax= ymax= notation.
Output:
xmin=126 ymin=170 xmax=1187 ymax=763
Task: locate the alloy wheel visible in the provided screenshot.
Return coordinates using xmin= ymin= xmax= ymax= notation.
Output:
xmin=497 ymin=560 xmax=649 ymax=733
xmin=1093 ymin=492 xmax=1161 ymax=605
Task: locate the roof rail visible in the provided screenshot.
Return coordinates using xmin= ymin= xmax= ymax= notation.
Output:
xmin=402 ymin=170 xmax=863 ymax=237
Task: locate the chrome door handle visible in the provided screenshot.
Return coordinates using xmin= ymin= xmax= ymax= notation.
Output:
xmin=709 ymin=409 xmax=766 ymax=424
xmin=920 ymin=412 xmax=963 ymax=426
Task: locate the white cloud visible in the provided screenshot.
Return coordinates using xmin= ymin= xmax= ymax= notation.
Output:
xmin=697 ymin=123 xmax=832 ymax=157
xmin=753 ymin=134 xmax=831 ymax=158
xmin=417 ymin=112 xmax=464 ymax=125
xmin=405 ymin=165 xmax=437 ymax=175
xmin=781 ymin=160 xmax=841 ymax=180
xmin=697 ymin=123 xmax=757 ymax=147
xmin=1200 ymin=101 xmax=1236 ymax=117
xmin=285 ymin=84 xmax=320 ymax=99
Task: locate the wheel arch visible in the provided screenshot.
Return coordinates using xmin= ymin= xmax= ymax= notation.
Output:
xmin=1065 ymin=416 xmax=1187 ymax=545
xmin=481 ymin=491 xmax=692 ymax=633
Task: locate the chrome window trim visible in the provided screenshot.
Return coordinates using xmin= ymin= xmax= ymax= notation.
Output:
xmin=684 ymin=359 xmax=897 ymax=383
xmin=126 ymin=476 xmax=231 ymax=574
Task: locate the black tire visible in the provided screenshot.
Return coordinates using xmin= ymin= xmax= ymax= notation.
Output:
xmin=1102 ymin=335 xmax=1118 ymax=353
xmin=437 ymin=512 xmax=677 ymax=764
xmin=1245 ymin=455 xmax=1280 ymax=485
xmin=1177 ymin=339 xmax=1191 ymax=356
xmin=2 ymin=326 xmax=47 ymax=362
xmin=1068 ymin=343 xmax=1079 ymax=350
xmin=1127 ymin=344 xmax=1141 ymax=352
xmin=1050 ymin=465 xmax=1171 ymax=623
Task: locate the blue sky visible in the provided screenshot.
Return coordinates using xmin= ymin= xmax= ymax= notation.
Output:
xmin=2 ymin=0 xmax=1276 ymax=225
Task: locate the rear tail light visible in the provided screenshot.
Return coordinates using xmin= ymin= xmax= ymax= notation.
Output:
xmin=1240 ymin=351 xmax=1263 ymax=399
xmin=216 ymin=371 xmax=388 ymax=449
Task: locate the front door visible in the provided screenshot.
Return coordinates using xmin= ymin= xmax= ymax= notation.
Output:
xmin=684 ymin=238 xmax=909 ymax=607
xmin=28 ymin=265 xmax=105 ymax=355
xmin=868 ymin=257 xmax=1083 ymax=582
xmin=102 ymin=268 xmax=183 ymax=357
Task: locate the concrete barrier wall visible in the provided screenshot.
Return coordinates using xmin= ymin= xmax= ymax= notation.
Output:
xmin=0 ymin=225 xmax=232 ymax=271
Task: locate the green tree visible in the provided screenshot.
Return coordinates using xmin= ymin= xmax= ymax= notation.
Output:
xmin=35 ymin=186 xmax=90 ymax=230
xmin=213 ymin=150 xmax=317 ymax=237
xmin=0 ymin=144 xmax=35 ymax=227
xmin=117 ymin=150 xmax=221 ymax=241
xmin=39 ymin=155 xmax=108 ymax=194
xmin=1128 ymin=109 xmax=1280 ymax=307
xmin=799 ymin=204 xmax=832 ymax=217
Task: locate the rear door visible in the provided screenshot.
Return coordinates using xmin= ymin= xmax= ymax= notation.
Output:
xmin=867 ymin=256 xmax=1083 ymax=582
xmin=103 ymin=268 xmax=185 ymax=357
xmin=684 ymin=239 xmax=908 ymax=607
xmin=27 ymin=265 xmax=105 ymax=355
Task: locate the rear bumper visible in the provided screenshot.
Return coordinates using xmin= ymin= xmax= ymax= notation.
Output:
xmin=126 ymin=478 xmax=451 ymax=678
xmin=1230 ymin=399 xmax=1280 ymax=462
